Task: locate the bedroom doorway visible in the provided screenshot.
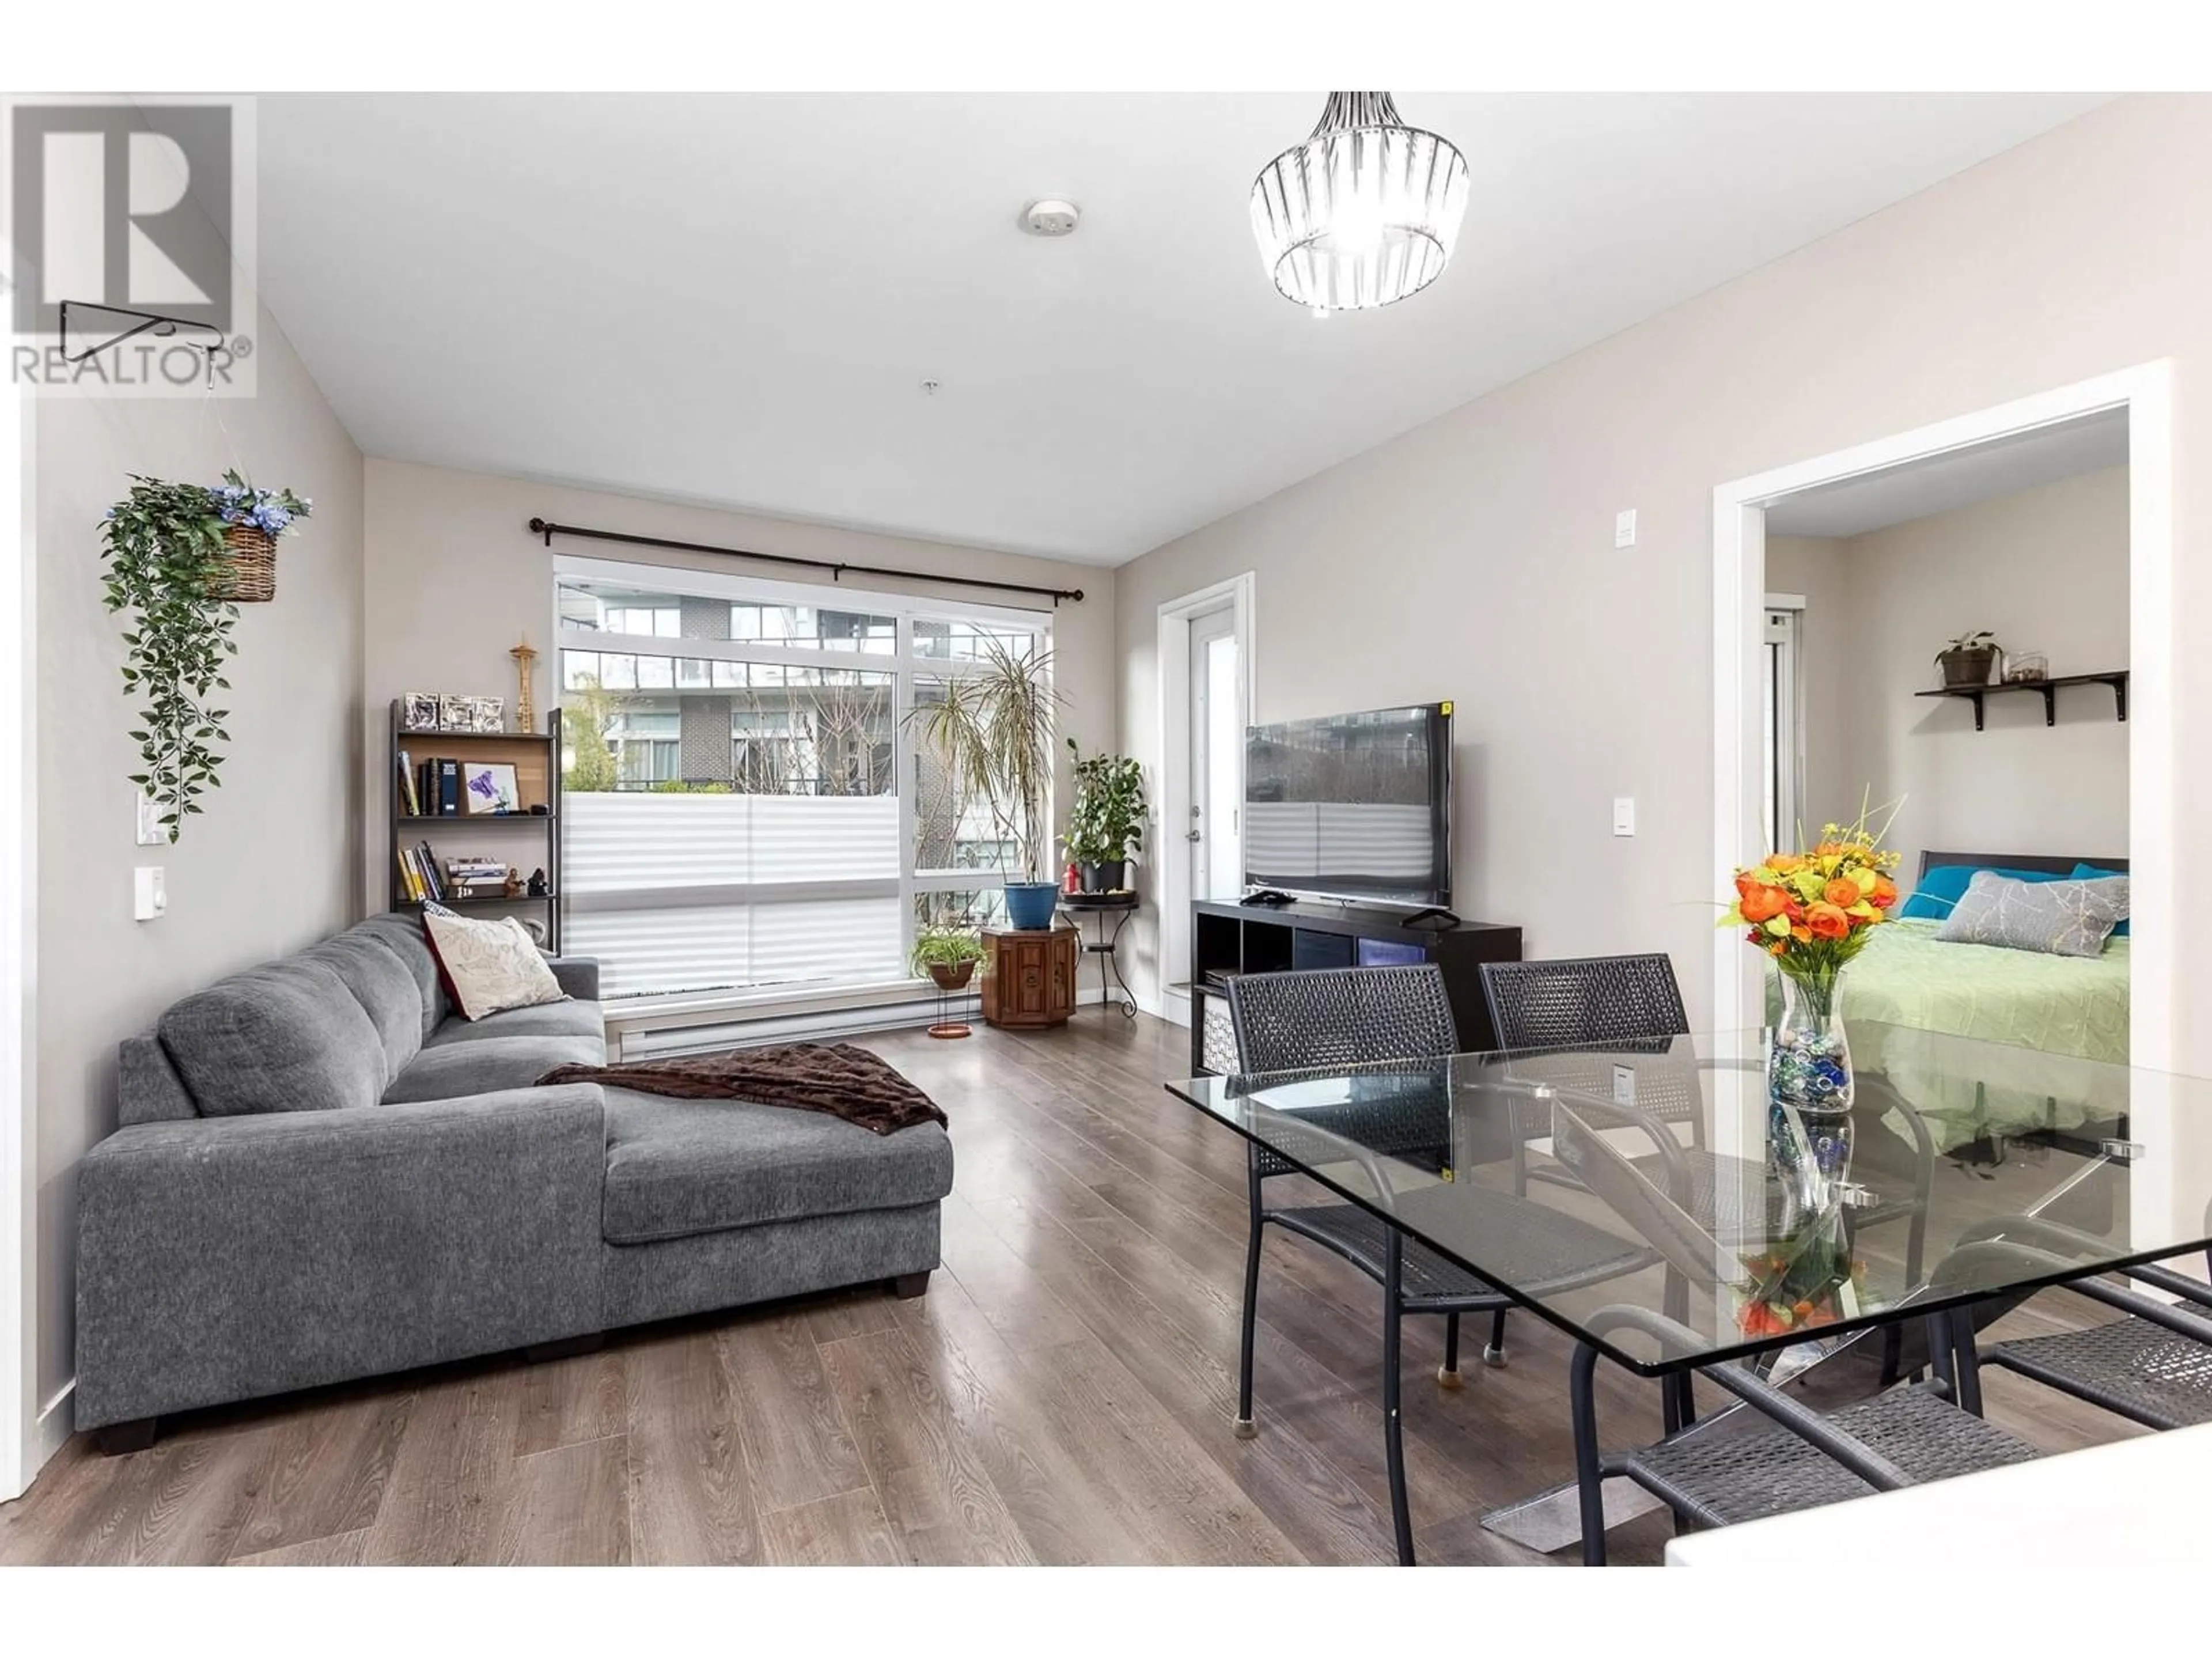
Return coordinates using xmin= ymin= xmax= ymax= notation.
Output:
xmin=1712 ymin=363 xmax=2180 ymax=1239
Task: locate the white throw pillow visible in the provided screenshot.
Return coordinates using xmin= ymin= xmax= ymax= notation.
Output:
xmin=420 ymin=903 xmax=567 ymax=1020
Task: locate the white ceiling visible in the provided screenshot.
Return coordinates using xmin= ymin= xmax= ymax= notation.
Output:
xmin=1764 ymin=407 xmax=2129 ymax=538
xmin=253 ymin=93 xmax=2108 ymax=566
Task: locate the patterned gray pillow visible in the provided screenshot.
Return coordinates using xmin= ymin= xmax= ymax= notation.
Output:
xmin=1936 ymin=872 xmax=2129 ymax=958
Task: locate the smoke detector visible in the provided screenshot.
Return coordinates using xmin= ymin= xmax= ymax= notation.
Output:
xmin=1021 ymin=198 xmax=1081 ymax=237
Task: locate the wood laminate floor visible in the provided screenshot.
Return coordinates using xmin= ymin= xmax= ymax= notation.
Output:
xmin=0 ymin=1014 xmax=2138 ymax=1566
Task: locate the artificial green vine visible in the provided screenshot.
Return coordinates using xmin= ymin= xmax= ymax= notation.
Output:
xmin=99 ymin=478 xmax=238 ymax=840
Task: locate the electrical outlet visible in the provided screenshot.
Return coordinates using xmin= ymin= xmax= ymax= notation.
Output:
xmin=1613 ymin=797 xmax=1637 ymax=837
xmin=134 ymin=866 xmax=166 ymax=922
xmin=1612 ymin=1064 xmax=1636 ymax=1107
xmin=1615 ymin=509 xmax=1637 ymax=549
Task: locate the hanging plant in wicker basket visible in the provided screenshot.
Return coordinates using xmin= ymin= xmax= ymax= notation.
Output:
xmin=205 ymin=468 xmax=311 ymax=602
xmin=99 ymin=471 xmax=312 ymax=840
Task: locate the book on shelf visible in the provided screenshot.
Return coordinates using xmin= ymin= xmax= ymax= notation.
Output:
xmin=396 ymin=749 xmax=422 ymax=816
xmin=437 ymin=759 xmax=461 ymax=816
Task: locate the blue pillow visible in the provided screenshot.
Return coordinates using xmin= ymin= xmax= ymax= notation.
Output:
xmin=2070 ymin=864 xmax=2130 ymax=937
xmin=1896 ymin=863 xmax=2069 ymax=921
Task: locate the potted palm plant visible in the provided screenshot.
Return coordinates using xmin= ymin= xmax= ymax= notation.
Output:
xmin=906 ymin=637 xmax=1065 ymax=929
xmin=1063 ymin=740 xmax=1146 ymax=893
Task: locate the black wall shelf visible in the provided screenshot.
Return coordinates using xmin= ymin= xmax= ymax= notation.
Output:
xmin=1915 ymin=670 xmax=2128 ymax=732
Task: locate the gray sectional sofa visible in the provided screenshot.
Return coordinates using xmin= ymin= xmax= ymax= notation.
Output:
xmin=74 ymin=911 xmax=954 ymax=1446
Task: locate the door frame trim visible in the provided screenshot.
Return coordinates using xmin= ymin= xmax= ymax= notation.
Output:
xmin=1154 ymin=573 xmax=1255 ymax=1025
xmin=1712 ymin=361 xmax=2177 ymax=1242
xmin=2 ymin=374 xmax=35 ymax=1501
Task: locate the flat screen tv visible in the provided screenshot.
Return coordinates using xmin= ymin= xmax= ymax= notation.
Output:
xmin=1243 ymin=703 xmax=1452 ymax=907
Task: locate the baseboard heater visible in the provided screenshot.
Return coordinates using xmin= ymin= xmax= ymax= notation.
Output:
xmin=613 ymin=988 xmax=1109 ymax=1060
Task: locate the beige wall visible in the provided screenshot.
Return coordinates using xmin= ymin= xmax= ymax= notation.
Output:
xmin=362 ymin=460 xmax=1117 ymax=906
xmin=1772 ymin=468 xmax=2129 ymax=889
xmin=32 ymin=302 xmax=366 ymax=1404
xmin=1115 ymin=94 xmax=2203 ymax=1028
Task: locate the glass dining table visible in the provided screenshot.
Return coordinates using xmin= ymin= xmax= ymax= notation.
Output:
xmin=1166 ymin=1024 xmax=2212 ymax=1557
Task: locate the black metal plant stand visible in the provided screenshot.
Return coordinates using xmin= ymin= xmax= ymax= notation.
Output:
xmin=927 ymin=969 xmax=976 ymax=1039
xmin=1058 ymin=892 xmax=1139 ymax=1017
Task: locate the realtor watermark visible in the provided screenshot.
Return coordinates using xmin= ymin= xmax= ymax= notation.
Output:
xmin=2 ymin=95 xmax=257 ymax=395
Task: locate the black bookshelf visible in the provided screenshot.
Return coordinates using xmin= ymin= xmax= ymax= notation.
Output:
xmin=387 ymin=700 xmax=563 ymax=951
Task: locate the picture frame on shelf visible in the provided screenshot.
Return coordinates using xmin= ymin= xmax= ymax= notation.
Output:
xmin=469 ymin=695 xmax=506 ymax=733
xmin=463 ymin=761 xmax=522 ymax=815
xmin=438 ymin=694 xmax=473 ymax=731
xmin=402 ymin=691 xmax=441 ymax=732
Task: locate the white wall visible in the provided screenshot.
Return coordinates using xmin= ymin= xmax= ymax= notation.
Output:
xmin=1771 ymin=468 xmax=2128 ymax=889
xmin=1114 ymin=94 xmax=2207 ymax=1034
xmin=30 ymin=300 xmax=366 ymax=1422
xmin=362 ymin=460 xmax=1117 ymax=909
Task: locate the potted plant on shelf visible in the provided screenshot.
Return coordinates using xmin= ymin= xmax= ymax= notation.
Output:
xmin=1063 ymin=740 xmax=1146 ymax=893
xmin=99 ymin=471 xmax=313 ymax=842
xmin=1934 ymin=630 xmax=2001 ymax=689
xmin=905 ymin=637 xmax=1065 ymax=929
xmin=912 ymin=923 xmax=985 ymax=990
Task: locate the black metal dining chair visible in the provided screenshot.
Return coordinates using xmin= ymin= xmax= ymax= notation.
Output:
xmin=1938 ymin=1210 xmax=2212 ymax=1432
xmin=1480 ymin=953 xmax=1936 ymax=1382
xmin=1224 ymin=964 xmax=1651 ymax=1565
xmin=1550 ymin=1090 xmax=2040 ymax=1565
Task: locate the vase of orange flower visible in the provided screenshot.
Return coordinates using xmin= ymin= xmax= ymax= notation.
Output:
xmin=1722 ymin=804 xmax=1901 ymax=1115
xmin=1721 ymin=802 xmax=1901 ymax=1336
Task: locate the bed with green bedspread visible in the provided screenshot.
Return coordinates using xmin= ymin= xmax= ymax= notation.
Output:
xmin=1839 ymin=918 xmax=2130 ymax=1152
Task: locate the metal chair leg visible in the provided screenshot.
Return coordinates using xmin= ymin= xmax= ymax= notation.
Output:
xmin=1948 ymin=1305 xmax=1987 ymax=1418
xmin=1438 ymin=1310 xmax=1464 ymax=1388
xmin=1483 ymin=1307 xmax=1509 ymax=1367
xmin=1570 ymin=1341 xmax=1608 ymax=1567
xmin=1383 ymin=1230 xmax=1415 ymax=1565
xmin=1234 ymin=1151 xmax=1262 ymax=1440
xmin=1925 ymin=1310 xmax=1957 ymax=1397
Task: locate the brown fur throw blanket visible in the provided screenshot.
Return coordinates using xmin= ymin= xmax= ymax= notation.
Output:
xmin=537 ymin=1042 xmax=946 ymax=1137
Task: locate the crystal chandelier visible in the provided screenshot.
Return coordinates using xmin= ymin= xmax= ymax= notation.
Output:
xmin=1249 ymin=92 xmax=1469 ymax=313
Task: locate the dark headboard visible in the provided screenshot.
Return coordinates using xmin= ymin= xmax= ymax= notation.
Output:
xmin=1917 ymin=850 xmax=2128 ymax=880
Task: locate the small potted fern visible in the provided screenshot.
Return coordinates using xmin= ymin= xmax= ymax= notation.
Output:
xmin=912 ymin=924 xmax=985 ymax=991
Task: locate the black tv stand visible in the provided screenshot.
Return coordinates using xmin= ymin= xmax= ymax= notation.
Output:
xmin=1187 ymin=897 xmax=1521 ymax=1075
xmin=1239 ymin=889 xmax=1298 ymax=907
xmin=1398 ymin=907 xmax=1461 ymax=931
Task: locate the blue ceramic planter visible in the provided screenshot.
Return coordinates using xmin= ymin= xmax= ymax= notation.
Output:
xmin=1003 ymin=881 xmax=1060 ymax=930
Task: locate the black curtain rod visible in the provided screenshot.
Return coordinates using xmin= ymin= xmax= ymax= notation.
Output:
xmin=527 ymin=517 xmax=1084 ymax=605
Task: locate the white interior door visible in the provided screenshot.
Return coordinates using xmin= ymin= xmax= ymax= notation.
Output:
xmin=1189 ymin=608 xmax=1243 ymax=902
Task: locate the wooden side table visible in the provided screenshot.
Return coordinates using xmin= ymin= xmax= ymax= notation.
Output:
xmin=979 ymin=925 xmax=1078 ymax=1029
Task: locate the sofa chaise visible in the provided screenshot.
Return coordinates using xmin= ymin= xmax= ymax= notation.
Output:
xmin=74 ymin=910 xmax=954 ymax=1448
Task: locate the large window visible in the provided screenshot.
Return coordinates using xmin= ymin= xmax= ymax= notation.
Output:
xmin=556 ymin=562 xmax=1048 ymax=1002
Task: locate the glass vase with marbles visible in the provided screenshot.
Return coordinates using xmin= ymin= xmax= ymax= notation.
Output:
xmin=1720 ymin=798 xmax=1901 ymax=1337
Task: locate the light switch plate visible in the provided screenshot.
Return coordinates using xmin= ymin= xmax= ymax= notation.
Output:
xmin=135 ymin=789 xmax=169 ymax=846
xmin=1614 ymin=509 xmax=1637 ymax=549
xmin=1612 ymin=797 xmax=1637 ymax=836
xmin=134 ymin=865 xmax=166 ymax=921
xmin=1612 ymin=1064 xmax=1636 ymax=1107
